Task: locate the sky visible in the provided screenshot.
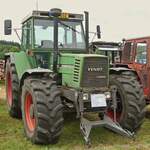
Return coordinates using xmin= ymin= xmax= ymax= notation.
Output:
xmin=0 ymin=0 xmax=150 ymax=43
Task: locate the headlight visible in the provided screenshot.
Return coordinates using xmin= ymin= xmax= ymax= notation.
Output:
xmin=104 ymin=92 xmax=111 ymax=99
xmin=83 ymin=93 xmax=89 ymax=100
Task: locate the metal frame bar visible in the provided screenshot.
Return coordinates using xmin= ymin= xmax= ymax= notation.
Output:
xmin=53 ymin=18 xmax=59 ymax=73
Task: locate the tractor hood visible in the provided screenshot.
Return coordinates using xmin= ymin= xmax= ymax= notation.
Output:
xmin=59 ymin=53 xmax=109 ymax=89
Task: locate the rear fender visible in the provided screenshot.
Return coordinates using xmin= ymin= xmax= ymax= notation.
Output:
xmin=4 ymin=51 xmax=32 ymax=80
xmin=110 ymin=67 xmax=139 ymax=78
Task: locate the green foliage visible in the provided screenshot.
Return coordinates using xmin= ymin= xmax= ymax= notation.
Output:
xmin=0 ymin=40 xmax=20 ymax=59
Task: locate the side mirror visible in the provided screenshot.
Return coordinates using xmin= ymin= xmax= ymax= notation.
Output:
xmin=4 ymin=20 xmax=12 ymax=35
xmin=96 ymin=25 xmax=101 ymax=39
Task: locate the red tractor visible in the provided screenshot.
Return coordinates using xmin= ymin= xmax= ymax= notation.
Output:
xmin=121 ymin=37 xmax=150 ymax=104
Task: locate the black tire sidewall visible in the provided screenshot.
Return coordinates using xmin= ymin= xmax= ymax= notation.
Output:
xmin=21 ymin=78 xmax=63 ymax=144
xmin=110 ymin=74 xmax=146 ymax=131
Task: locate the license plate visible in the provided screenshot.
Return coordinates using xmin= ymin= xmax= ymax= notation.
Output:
xmin=91 ymin=94 xmax=107 ymax=108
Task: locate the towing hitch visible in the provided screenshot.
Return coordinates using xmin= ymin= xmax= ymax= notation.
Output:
xmin=80 ymin=115 xmax=134 ymax=146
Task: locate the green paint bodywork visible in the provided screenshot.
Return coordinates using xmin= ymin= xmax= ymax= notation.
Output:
xmin=10 ymin=51 xmax=31 ymax=79
xmin=10 ymin=49 xmax=108 ymax=89
xmin=59 ymin=53 xmax=83 ymax=88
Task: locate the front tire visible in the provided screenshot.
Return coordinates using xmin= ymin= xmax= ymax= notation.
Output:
xmin=21 ymin=77 xmax=64 ymax=144
xmin=108 ymin=73 xmax=146 ymax=132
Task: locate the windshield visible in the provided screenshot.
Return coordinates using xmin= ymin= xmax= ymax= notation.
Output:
xmin=34 ymin=19 xmax=86 ymax=49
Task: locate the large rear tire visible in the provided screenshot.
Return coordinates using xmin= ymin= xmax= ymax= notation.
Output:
xmin=108 ymin=73 xmax=146 ymax=132
xmin=21 ymin=77 xmax=64 ymax=144
xmin=5 ymin=59 xmax=21 ymax=118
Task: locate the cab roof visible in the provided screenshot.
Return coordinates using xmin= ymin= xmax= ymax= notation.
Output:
xmin=22 ymin=10 xmax=84 ymax=24
xmin=124 ymin=36 xmax=150 ymax=42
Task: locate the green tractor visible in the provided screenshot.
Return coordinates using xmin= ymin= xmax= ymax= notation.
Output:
xmin=4 ymin=9 xmax=145 ymax=145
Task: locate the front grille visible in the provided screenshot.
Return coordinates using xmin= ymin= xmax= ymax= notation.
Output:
xmin=81 ymin=57 xmax=108 ymax=88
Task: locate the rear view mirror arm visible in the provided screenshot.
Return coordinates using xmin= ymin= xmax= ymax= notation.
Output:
xmin=14 ymin=28 xmax=21 ymax=42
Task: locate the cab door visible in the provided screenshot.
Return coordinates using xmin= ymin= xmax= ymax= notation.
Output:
xmin=134 ymin=41 xmax=148 ymax=95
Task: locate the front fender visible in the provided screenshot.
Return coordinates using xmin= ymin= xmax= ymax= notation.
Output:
xmin=20 ymin=68 xmax=52 ymax=88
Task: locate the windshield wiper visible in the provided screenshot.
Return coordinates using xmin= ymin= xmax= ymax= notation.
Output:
xmin=58 ymin=21 xmax=80 ymax=34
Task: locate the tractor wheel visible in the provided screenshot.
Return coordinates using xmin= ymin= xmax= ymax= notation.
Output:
xmin=5 ymin=59 xmax=21 ymax=118
xmin=107 ymin=74 xmax=146 ymax=132
xmin=21 ymin=77 xmax=64 ymax=144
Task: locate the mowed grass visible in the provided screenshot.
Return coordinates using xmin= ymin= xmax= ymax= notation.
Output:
xmin=0 ymin=84 xmax=150 ymax=150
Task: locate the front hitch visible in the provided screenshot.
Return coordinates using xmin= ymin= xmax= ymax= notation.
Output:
xmin=79 ymin=87 xmax=134 ymax=146
xmin=80 ymin=114 xmax=134 ymax=146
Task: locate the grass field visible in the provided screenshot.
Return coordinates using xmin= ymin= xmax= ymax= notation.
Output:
xmin=0 ymin=83 xmax=150 ymax=150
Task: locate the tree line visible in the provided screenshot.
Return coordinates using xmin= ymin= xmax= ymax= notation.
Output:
xmin=0 ymin=40 xmax=20 ymax=59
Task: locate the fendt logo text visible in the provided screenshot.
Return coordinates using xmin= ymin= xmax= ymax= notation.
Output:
xmin=87 ymin=67 xmax=103 ymax=72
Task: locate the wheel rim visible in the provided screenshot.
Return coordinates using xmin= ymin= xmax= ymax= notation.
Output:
xmin=7 ymin=72 xmax=12 ymax=107
xmin=25 ymin=92 xmax=36 ymax=132
xmin=107 ymin=91 xmax=123 ymax=122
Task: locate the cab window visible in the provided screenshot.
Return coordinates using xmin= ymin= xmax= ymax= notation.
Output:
xmin=34 ymin=19 xmax=54 ymax=48
xmin=135 ymin=42 xmax=147 ymax=64
xmin=22 ymin=20 xmax=32 ymax=49
xmin=34 ymin=19 xmax=85 ymax=49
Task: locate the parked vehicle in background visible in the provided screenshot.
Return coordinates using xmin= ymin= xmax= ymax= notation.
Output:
xmin=121 ymin=37 xmax=150 ymax=104
xmin=90 ymin=41 xmax=122 ymax=64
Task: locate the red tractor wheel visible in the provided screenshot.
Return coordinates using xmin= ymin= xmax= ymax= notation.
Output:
xmin=21 ymin=77 xmax=64 ymax=144
xmin=108 ymin=74 xmax=146 ymax=132
xmin=24 ymin=92 xmax=36 ymax=132
xmin=5 ymin=59 xmax=21 ymax=118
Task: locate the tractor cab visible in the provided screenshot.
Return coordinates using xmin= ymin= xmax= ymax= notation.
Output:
xmin=22 ymin=10 xmax=86 ymax=51
xmin=20 ymin=9 xmax=88 ymax=70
